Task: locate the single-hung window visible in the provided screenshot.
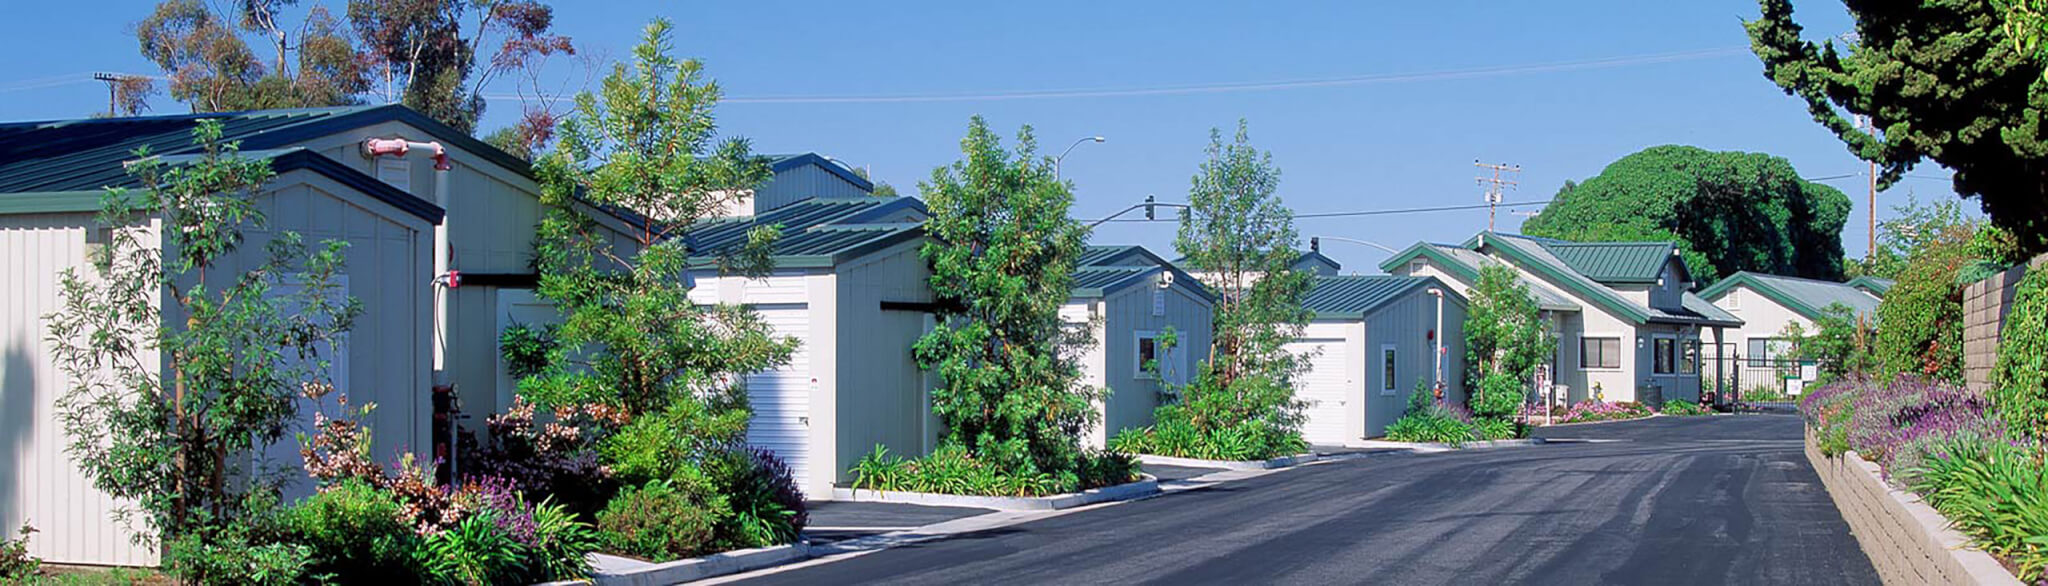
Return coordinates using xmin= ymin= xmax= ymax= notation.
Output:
xmin=1654 ymin=338 xmax=1675 ymax=374
xmin=1580 ymin=337 xmax=1621 ymax=369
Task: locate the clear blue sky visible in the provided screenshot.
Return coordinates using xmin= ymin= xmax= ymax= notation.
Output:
xmin=0 ymin=1 xmax=1962 ymax=272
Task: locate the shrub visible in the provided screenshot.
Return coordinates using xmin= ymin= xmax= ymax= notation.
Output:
xmin=1472 ymin=417 xmax=1520 ymax=441
xmin=1658 ymin=400 xmax=1712 ymax=417
xmin=1906 ymin=438 xmax=2048 ymax=582
xmin=275 ymin=478 xmax=419 ymax=582
xmin=1470 ymin=371 xmax=1527 ymax=420
xmin=596 ymin=481 xmax=718 ymax=561
xmin=709 ymin=446 xmax=808 ymax=550
xmin=164 ymin=521 xmax=312 ymax=586
xmin=1992 ymin=266 xmax=2048 ymax=440
xmin=849 ymin=443 xmax=1137 ymax=497
xmin=1109 ymin=404 xmax=1307 ymax=461
xmin=415 ymin=512 xmax=527 ymax=586
xmin=526 ymin=498 xmax=602 ymax=581
xmin=1 ymin=524 xmax=39 ymax=583
xmin=1385 ymin=402 xmax=1479 ymax=445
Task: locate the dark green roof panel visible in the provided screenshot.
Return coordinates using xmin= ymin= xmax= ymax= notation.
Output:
xmin=1303 ymin=275 xmax=1445 ymax=318
xmin=1544 ymin=242 xmax=1675 ymax=284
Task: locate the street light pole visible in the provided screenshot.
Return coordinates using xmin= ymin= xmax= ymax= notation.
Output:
xmin=1311 ymin=235 xmax=1401 ymax=255
xmin=1054 ymin=136 xmax=1106 ymax=180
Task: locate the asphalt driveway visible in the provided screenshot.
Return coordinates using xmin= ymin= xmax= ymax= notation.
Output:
xmin=735 ymin=414 xmax=1876 ymax=585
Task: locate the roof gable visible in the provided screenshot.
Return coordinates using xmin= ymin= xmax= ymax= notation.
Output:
xmin=763 ymin=153 xmax=874 ymax=192
xmin=1846 ymin=276 xmax=1895 ymax=296
xmin=1074 ymin=244 xmax=1213 ymax=300
xmin=1699 ymin=271 xmax=1881 ymax=320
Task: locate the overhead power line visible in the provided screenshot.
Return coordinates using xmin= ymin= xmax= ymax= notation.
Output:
xmin=476 ymin=46 xmax=1749 ymax=105
xmin=1088 ymin=199 xmax=1553 ymax=223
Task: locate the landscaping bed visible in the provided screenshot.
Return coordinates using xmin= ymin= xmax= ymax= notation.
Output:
xmin=1802 ymin=376 xmax=2046 ymax=583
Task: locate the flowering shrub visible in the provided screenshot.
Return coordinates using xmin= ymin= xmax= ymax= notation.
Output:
xmin=1553 ymin=400 xmax=1654 ymax=424
xmin=0 ymin=524 xmax=39 ymax=583
xmin=462 ymin=397 xmax=626 ymax=518
xmin=296 ymin=403 xmax=600 ymax=583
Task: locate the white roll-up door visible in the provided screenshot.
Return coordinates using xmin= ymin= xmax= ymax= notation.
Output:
xmin=745 ymin=303 xmax=813 ymax=488
xmin=1286 ymin=338 xmax=1353 ymax=445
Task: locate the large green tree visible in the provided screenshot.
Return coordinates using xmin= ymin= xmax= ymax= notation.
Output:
xmin=1171 ymin=121 xmax=1313 ymax=446
xmin=1748 ymin=0 xmax=2048 ymax=255
xmin=1465 ymin=265 xmax=1554 ymax=416
xmin=914 ymin=116 xmax=1098 ymax=485
xmin=1522 ymin=145 xmax=1851 ymax=284
xmin=527 ymin=18 xmax=789 ymax=416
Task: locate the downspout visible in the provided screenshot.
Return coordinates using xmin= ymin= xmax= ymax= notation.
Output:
xmin=1428 ymin=287 xmax=1445 ymax=401
xmin=362 ymin=137 xmax=458 ymax=481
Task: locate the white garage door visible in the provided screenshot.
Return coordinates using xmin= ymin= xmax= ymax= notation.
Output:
xmin=745 ymin=304 xmax=814 ymax=489
xmin=1286 ymin=338 xmax=1352 ymax=445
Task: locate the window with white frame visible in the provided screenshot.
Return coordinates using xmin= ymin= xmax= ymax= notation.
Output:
xmin=1746 ymin=337 xmax=1793 ymax=367
xmin=1381 ymin=344 xmax=1398 ymax=395
xmin=1580 ymin=336 xmax=1622 ymax=369
xmin=1135 ymin=330 xmax=1182 ymax=382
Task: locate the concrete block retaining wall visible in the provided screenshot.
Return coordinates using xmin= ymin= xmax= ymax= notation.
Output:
xmin=1962 ymin=254 xmax=2048 ymax=394
xmin=1803 ymin=429 xmax=2020 ymax=585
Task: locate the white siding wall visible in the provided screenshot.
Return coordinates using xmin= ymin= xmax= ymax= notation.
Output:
xmin=1062 ymin=301 xmax=1109 ymax=447
xmin=1712 ymin=284 xmax=1812 ymax=354
xmin=0 ymin=170 xmax=432 ymax=566
xmin=302 ymin=121 xmax=642 ymax=425
xmin=0 ymin=213 xmax=159 ymax=566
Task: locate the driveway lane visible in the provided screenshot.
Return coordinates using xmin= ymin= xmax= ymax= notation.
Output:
xmin=732 ymin=415 xmax=1877 ymax=585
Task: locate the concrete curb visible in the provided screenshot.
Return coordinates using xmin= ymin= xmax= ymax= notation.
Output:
xmin=827 ymin=475 xmax=1161 ymax=511
xmin=1804 ymin=429 xmax=2022 ymax=585
xmin=1136 ymin=452 xmax=1319 ymax=471
xmin=1349 ymin=438 xmax=1546 ymax=453
xmin=541 ymin=543 xmax=811 ymax=586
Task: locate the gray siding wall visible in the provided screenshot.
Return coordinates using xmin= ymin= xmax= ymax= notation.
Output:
xmin=757 ymin=164 xmax=872 ymax=214
xmin=833 ymin=239 xmax=938 ymax=483
xmin=1362 ymin=290 xmax=1467 ymax=437
xmin=1099 ymin=279 xmax=1213 ymax=442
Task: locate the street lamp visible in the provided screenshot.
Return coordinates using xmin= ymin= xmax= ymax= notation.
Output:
xmin=1054 ymin=135 xmax=1106 ymax=179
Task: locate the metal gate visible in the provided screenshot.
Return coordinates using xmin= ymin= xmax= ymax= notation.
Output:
xmin=1701 ymin=344 xmax=1814 ymax=407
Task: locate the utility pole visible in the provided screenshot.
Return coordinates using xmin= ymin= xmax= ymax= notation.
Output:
xmin=1475 ymin=160 xmax=1522 ymax=232
xmin=1860 ymin=116 xmax=1878 ymax=256
xmin=92 ymin=73 xmax=123 ymax=117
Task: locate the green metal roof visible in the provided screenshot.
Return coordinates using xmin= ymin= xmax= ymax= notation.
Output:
xmin=0 ymin=105 xmax=534 ymax=198
xmin=1544 ymin=241 xmax=1683 ymax=285
xmin=1073 ymin=244 xmax=1213 ymax=300
xmin=682 ymin=197 xmax=926 ymax=268
xmin=1699 ymin=271 xmax=1882 ymax=320
xmin=1846 ymin=276 xmax=1895 ymax=296
xmin=1378 ymin=242 xmax=1581 ymax=312
xmin=1303 ymin=275 xmax=1460 ymax=319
